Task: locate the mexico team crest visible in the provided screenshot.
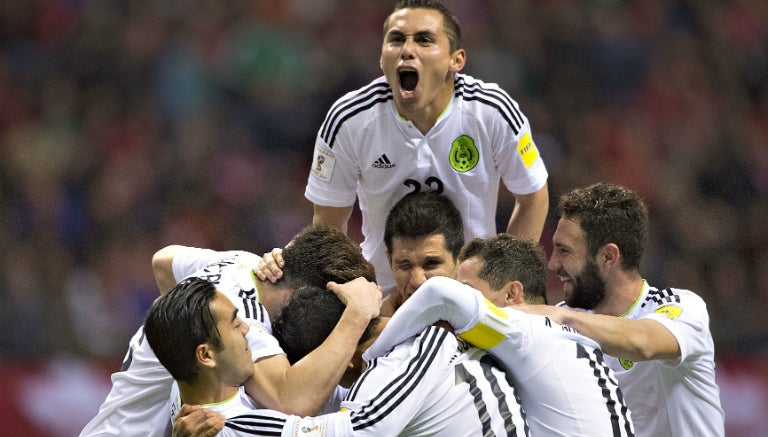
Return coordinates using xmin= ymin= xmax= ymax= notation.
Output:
xmin=449 ymin=135 xmax=479 ymax=172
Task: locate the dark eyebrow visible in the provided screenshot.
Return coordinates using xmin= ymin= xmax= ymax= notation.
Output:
xmin=413 ymin=30 xmax=437 ymax=39
xmin=230 ymin=308 xmax=239 ymax=323
xmin=386 ymin=29 xmax=436 ymax=39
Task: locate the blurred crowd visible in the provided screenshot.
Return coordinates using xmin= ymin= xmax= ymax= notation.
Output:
xmin=1 ymin=0 xmax=766 ymax=366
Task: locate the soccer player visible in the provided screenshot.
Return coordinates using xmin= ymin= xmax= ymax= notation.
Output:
xmin=144 ymin=277 xmax=356 ymax=437
xmin=80 ymin=225 xmax=380 ymax=436
xmin=302 ymin=0 xmax=549 ymax=293
xmin=366 ymin=235 xmax=636 ymax=437
xmin=380 ymin=190 xmax=464 ymax=314
xmin=518 ymin=182 xmax=725 ymax=436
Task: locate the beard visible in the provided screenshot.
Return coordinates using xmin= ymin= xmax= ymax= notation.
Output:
xmin=564 ymin=259 xmax=607 ymax=310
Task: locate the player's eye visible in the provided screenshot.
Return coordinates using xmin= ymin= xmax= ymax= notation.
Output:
xmin=416 ymin=36 xmax=434 ymax=44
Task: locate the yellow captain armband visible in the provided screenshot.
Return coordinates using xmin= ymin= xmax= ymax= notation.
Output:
xmin=458 ymin=298 xmax=510 ymax=349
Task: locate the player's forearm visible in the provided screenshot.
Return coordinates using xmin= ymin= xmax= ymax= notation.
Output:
xmin=312 ymin=204 xmax=354 ymax=235
xmin=281 ymin=307 xmax=370 ymax=415
xmin=560 ymin=310 xmax=680 ymax=361
xmin=152 ymin=245 xmax=187 ymax=293
xmin=505 ymin=184 xmax=549 ymax=242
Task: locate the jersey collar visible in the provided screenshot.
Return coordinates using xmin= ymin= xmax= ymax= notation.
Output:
xmin=619 ymin=279 xmax=649 ymax=318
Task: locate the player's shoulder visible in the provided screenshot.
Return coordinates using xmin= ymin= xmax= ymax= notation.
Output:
xmin=453 ymin=73 xmax=526 ymax=133
xmin=454 ymin=73 xmax=514 ymax=99
xmin=320 ymin=76 xmax=393 ymax=147
xmin=327 ymin=76 xmax=392 ymax=116
xmin=640 ymin=285 xmax=706 ymax=309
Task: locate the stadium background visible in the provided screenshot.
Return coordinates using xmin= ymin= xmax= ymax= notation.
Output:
xmin=0 ymin=1 xmax=766 ymax=435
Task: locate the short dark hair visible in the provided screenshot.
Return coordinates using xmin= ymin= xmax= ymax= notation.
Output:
xmin=557 ymin=182 xmax=648 ymax=271
xmin=281 ymin=224 xmax=376 ymax=291
xmin=384 ymin=191 xmax=464 ymax=259
xmin=144 ymin=277 xmax=221 ymax=382
xmin=271 ymin=285 xmax=380 ymax=364
xmin=459 ymin=234 xmax=548 ymax=304
xmin=385 ymin=0 xmax=462 ymax=53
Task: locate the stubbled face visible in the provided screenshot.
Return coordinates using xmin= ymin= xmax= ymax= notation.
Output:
xmin=548 ymin=218 xmax=607 ymax=310
xmin=389 ymin=234 xmax=458 ymax=303
xmin=380 ymin=7 xmax=463 ymax=118
xmin=210 ymin=293 xmax=253 ymax=386
xmin=456 ymin=256 xmax=506 ymax=308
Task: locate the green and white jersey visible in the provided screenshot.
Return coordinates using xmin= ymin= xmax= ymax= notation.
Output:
xmin=305 ymin=74 xmax=548 ymax=292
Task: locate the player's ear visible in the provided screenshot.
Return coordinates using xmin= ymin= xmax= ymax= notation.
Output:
xmin=600 ymin=244 xmax=621 ymax=268
xmin=196 ymin=344 xmax=216 ymax=369
xmin=504 ymin=281 xmax=525 ymax=306
xmin=449 ymin=48 xmax=466 ymax=73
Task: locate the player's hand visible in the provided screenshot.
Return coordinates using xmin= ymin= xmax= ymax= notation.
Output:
xmin=172 ymin=404 xmax=225 ymax=437
xmin=327 ymin=277 xmax=382 ymax=321
xmin=255 ymin=248 xmax=284 ymax=283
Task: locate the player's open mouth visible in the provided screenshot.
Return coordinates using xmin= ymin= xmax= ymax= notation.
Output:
xmin=398 ymin=68 xmax=418 ymax=96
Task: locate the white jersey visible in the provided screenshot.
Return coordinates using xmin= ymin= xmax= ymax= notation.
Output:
xmin=79 ymin=326 xmax=175 ymax=437
xmin=80 ymin=249 xmax=283 ymax=437
xmin=498 ymin=308 xmax=633 ymax=437
xmin=346 ymin=325 xmax=529 ymax=436
xmin=220 ymin=326 xmax=529 ymax=437
xmin=365 ymin=276 xmax=634 ymax=437
xmin=561 ymin=281 xmax=724 ymax=437
xmin=305 ymin=74 xmax=548 ymax=291
xmin=169 ymin=384 xmax=355 ymax=437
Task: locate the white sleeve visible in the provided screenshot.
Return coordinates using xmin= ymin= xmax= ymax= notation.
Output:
xmin=363 ymin=276 xmax=514 ymax=360
xmin=345 ymin=327 xmax=457 ymax=435
xmin=219 ymin=410 xmax=354 ymax=437
xmin=171 ymin=248 xmax=248 ymax=282
xmin=244 ymin=321 xmax=284 ymax=362
xmin=304 ymin=134 xmax=359 ymax=207
xmin=642 ymin=290 xmax=712 ymax=367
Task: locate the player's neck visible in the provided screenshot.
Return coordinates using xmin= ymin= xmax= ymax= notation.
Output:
xmin=396 ymin=82 xmax=454 ymax=135
xmin=178 ymin=377 xmax=239 ymax=407
xmin=595 ymin=272 xmax=644 ymax=317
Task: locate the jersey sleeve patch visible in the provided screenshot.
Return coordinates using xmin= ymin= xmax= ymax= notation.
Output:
xmin=291 ymin=417 xmax=328 ymax=436
xmin=655 ymin=305 xmax=682 ymax=320
xmin=517 ymin=131 xmax=539 ymax=168
xmin=310 ymin=146 xmax=336 ymax=182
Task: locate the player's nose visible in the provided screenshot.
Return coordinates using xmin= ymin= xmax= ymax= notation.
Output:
xmin=409 ymin=267 xmax=428 ymax=288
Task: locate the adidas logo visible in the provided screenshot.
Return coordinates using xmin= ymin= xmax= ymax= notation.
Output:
xmin=372 ymin=154 xmax=396 ymax=169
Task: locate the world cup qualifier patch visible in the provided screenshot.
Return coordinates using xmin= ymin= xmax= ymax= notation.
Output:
xmin=655 ymin=305 xmax=682 ymax=320
xmin=292 ymin=417 xmax=328 ymax=436
xmin=449 ymin=135 xmax=479 ymax=172
xmin=310 ymin=146 xmax=336 ymax=182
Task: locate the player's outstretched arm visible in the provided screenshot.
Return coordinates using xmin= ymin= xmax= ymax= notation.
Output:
xmin=364 ymin=276 xmax=515 ymax=359
xmin=246 ymin=277 xmax=381 ymax=416
xmin=515 ymin=303 xmax=680 ymax=361
xmin=175 ymin=407 xmax=355 ymax=437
